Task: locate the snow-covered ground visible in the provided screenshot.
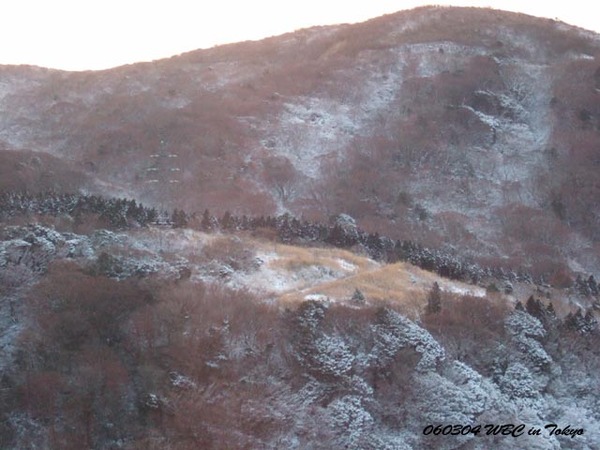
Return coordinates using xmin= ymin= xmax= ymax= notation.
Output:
xmin=225 ymin=249 xmax=364 ymax=297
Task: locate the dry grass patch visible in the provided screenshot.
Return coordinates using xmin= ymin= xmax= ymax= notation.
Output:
xmin=278 ymin=262 xmax=429 ymax=313
xmin=277 ymin=260 xmax=492 ymax=319
xmin=259 ymin=242 xmax=377 ymax=273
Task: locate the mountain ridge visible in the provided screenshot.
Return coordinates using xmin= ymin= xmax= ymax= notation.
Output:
xmin=1 ymin=5 xmax=600 ymax=277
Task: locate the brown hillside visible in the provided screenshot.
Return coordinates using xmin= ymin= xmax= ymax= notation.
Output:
xmin=1 ymin=6 xmax=599 ymax=275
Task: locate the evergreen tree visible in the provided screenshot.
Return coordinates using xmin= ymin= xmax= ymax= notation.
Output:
xmin=147 ymin=207 xmax=158 ymax=224
xmin=351 ymin=288 xmax=366 ymax=305
xmin=564 ymin=308 xmax=586 ymax=333
xmin=588 ymin=275 xmax=598 ymax=296
xmin=327 ymin=224 xmax=346 ymax=247
xmin=514 ymin=300 xmax=525 ymax=311
xmin=366 ymin=233 xmax=383 ymax=259
xmin=583 ymin=310 xmax=598 ymax=334
xmin=201 ymin=209 xmax=213 ymax=232
xmin=425 ymin=282 xmax=442 ymax=314
xmin=546 ymin=301 xmax=556 ymax=318
xmin=171 ymin=209 xmax=188 ymax=228
xmin=221 ymin=211 xmax=233 ymax=230
xmin=525 ymin=296 xmax=545 ymax=319
xmin=576 ymin=275 xmax=591 ymax=296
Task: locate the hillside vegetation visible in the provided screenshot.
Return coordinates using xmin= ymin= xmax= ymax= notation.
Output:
xmin=0 ymin=6 xmax=599 ymax=277
xmin=1 ymin=5 xmax=600 ymax=449
xmin=0 ymin=195 xmax=598 ymax=448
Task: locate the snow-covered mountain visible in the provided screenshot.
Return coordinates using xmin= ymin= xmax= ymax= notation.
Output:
xmin=1 ymin=6 xmax=600 ymax=449
xmin=1 ymin=6 xmax=600 ymax=278
xmin=1 ymin=222 xmax=598 ymax=449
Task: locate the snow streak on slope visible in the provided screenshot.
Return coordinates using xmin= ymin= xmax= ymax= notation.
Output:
xmin=259 ymin=47 xmax=407 ymax=180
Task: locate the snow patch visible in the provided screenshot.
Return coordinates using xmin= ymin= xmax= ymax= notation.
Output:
xmin=336 ymin=258 xmax=357 ymax=272
xmin=304 ymin=293 xmax=329 ymax=302
xmin=402 ymin=42 xmax=487 ymax=77
xmin=440 ymin=282 xmax=486 ymax=298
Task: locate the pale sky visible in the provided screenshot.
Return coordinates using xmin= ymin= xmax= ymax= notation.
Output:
xmin=1 ymin=0 xmax=598 ymax=71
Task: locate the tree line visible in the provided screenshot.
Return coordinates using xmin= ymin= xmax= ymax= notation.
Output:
xmin=2 ymin=190 xmax=599 ymax=292
xmin=0 ymin=191 xmax=158 ymax=228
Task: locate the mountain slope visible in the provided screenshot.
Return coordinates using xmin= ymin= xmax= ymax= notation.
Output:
xmin=1 ymin=222 xmax=598 ymax=449
xmin=1 ymin=6 xmax=599 ymax=276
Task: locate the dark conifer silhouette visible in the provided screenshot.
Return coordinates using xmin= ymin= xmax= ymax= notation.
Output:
xmin=425 ymin=282 xmax=442 ymax=314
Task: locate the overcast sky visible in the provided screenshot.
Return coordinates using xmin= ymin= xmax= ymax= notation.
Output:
xmin=1 ymin=0 xmax=598 ymax=71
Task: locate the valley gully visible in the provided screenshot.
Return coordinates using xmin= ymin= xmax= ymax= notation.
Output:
xmin=422 ymin=423 xmax=584 ymax=438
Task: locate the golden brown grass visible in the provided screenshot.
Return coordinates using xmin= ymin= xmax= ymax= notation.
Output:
xmin=121 ymin=229 xmax=499 ymax=320
xmin=276 ymin=261 xmax=436 ymax=317
xmin=264 ymin=243 xmax=376 ymax=273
